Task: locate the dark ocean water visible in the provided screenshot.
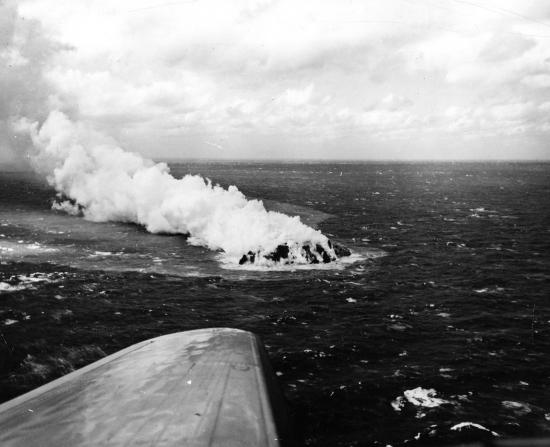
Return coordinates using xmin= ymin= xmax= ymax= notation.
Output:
xmin=1 ymin=161 xmax=549 ymax=446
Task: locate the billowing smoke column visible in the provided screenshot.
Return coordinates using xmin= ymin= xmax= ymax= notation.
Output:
xmin=2 ymin=3 xmax=348 ymax=266
xmin=21 ymin=111 xmax=343 ymax=266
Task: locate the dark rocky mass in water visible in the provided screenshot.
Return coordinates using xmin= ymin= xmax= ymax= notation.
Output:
xmin=53 ymin=195 xmax=84 ymax=214
xmin=238 ymin=240 xmax=350 ymax=265
xmin=331 ymin=240 xmax=351 ymax=258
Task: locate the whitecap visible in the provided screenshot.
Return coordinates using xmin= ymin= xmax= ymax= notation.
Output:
xmin=404 ymin=387 xmax=448 ymax=407
xmin=451 ymin=422 xmax=499 ymax=436
xmin=0 ymin=282 xmax=26 ymax=292
xmin=391 ymin=396 xmax=405 ymax=412
xmin=0 ymin=273 xmax=64 ymax=293
xmin=470 ymin=208 xmax=498 ymax=213
xmin=502 ymin=401 xmax=531 ymax=414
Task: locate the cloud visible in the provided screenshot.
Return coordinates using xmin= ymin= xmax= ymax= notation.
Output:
xmin=443 ymin=100 xmax=544 ymax=137
xmin=367 ymin=94 xmax=413 ymax=111
xmin=521 ymin=74 xmax=550 ymax=88
xmin=277 ymin=83 xmax=314 ymax=106
xmin=7 ymin=0 xmax=550 ymax=160
xmin=0 ymin=0 xmax=73 ymax=166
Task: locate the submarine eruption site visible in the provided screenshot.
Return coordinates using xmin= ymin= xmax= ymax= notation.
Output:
xmin=19 ymin=111 xmax=350 ymax=267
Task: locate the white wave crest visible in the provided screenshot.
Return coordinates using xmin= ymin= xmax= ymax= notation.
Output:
xmin=403 ymin=387 xmax=449 ymax=407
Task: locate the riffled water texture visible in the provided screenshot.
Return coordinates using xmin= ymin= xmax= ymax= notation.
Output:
xmin=1 ymin=161 xmax=549 ymax=446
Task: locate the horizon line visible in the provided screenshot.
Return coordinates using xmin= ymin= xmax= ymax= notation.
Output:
xmin=154 ymin=157 xmax=550 ymax=164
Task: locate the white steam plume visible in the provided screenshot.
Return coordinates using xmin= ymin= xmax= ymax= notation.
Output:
xmin=20 ymin=111 xmax=335 ymax=265
xmin=2 ymin=3 xmax=337 ymax=265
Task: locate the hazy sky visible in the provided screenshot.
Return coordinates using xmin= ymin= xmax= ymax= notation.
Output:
xmin=2 ymin=0 xmax=550 ymax=161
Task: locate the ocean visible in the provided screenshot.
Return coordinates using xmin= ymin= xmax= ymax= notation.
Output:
xmin=1 ymin=161 xmax=549 ymax=446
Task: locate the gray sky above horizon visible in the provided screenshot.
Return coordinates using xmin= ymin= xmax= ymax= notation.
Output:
xmin=2 ymin=0 xmax=550 ymax=161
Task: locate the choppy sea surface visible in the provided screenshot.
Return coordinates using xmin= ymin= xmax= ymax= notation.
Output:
xmin=1 ymin=161 xmax=549 ymax=446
